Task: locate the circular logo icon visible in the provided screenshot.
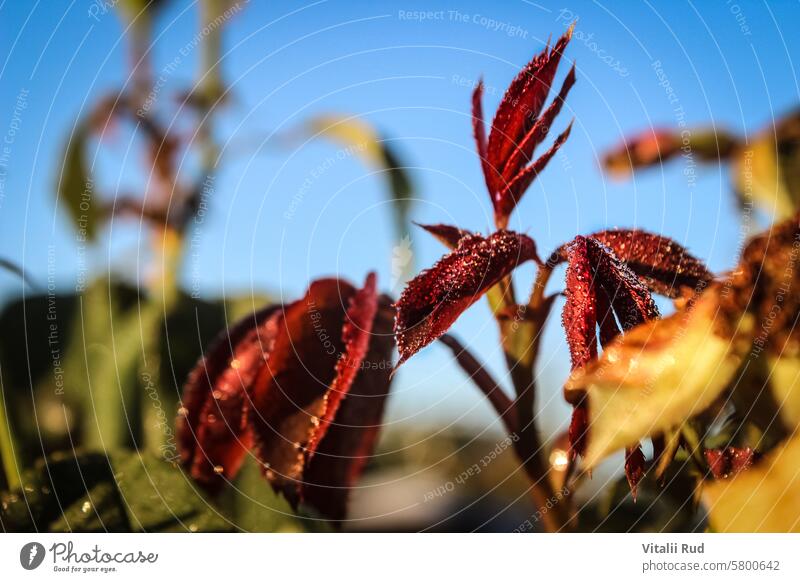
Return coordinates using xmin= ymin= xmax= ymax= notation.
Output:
xmin=19 ymin=542 xmax=46 ymax=570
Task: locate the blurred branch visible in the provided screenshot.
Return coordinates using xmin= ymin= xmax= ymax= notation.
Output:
xmin=439 ymin=334 xmax=517 ymax=435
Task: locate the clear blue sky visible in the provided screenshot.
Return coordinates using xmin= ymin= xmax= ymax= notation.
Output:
xmin=1 ymin=0 xmax=799 ymax=435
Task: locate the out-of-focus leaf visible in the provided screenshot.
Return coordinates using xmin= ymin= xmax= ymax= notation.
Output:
xmin=179 ymin=275 xmax=394 ymax=522
xmin=248 ymin=279 xmax=358 ymax=501
xmin=704 ymin=434 xmax=800 ymax=532
xmin=302 ymin=295 xmax=394 ymax=523
xmin=565 ymin=284 xmax=755 ymax=468
xmin=306 ymin=114 xmax=414 ymax=237
xmin=110 ymin=449 xmax=233 ymax=532
xmin=704 ymin=447 xmax=757 ymax=480
xmin=768 ymin=354 xmax=800 ymax=430
xmin=1 ymin=449 xmax=234 ymax=532
xmin=0 ymin=258 xmax=37 ymax=290
xmin=603 ymin=127 xmax=736 ymax=178
xmin=177 ymin=305 xmax=281 ymax=491
xmin=394 ymin=230 xmax=539 ymax=366
xmin=56 ymin=123 xmax=98 ymax=239
xmin=602 ymin=110 xmax=800 ymax=220
xmin=732 ymin=110 xmax=800 ymax=220
xmin=624 ymin=445 xmax=645 ymax=501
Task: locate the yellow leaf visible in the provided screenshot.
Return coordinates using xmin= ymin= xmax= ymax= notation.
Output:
xmin=704 ymin=433 xmax=800 ymax=532
xmin=565 ymin=285 xmax=755 ymax=468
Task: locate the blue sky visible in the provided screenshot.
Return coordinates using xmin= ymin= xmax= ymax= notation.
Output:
xmin=1 ymin=0 xmax=799 ymax=435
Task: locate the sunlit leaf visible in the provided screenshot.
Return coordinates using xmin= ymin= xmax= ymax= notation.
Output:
xmin=732 ymin=110 xmax=800 ymax=220
xmin=590 ymin=229 xmax=712 ymax=298
xmin=415 ymin=222 xmax=472 ymax=249
xmin=306 ymin=114 xmax=414 ymax=237
xmin=395 ymin=230 xmax=539 ymax=366
xmin=565 ymin=284 xmax=755 ymax=468
xmin=704 ymin=434 xmax=800 ymax=532
xmin=474 ymin=25 xmax=574 ymax=227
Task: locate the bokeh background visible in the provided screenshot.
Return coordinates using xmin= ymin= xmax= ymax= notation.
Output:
xmin=1 ymin=0 xmax=798 ymax=531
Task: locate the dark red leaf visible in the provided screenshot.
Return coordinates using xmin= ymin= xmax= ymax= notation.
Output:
xmin=590 ymin=229 xmax=712 ymax=297
xmin=497 ymin=121 xmax=572 ymax=223
xmin=625 ymin=444 xmax=646 ymax=501
xmin=487 ymin=26 xmax=573 ymax=171
xmin=562 ymin=236 xmax=598 ymax=371
xmin=305 ymin=273 xmax=379 ymax=458
xmin=561 ymin=236 xmax=659 ymax=457
xmin=474 ymin=26 xmax=575 ymax=227
xmin=178 ymin=274 xmax=394 ymax=521
xmin=395 ymin=230 xmax=539 ymax=366
xmin=177 ymin=305 xmax=281 ymax=492
xmin=302 ymin=296 xmax=395 ymax=522
xmin=472 ymin=79 xmax=494 ymax=196
xmin=248 ymin=278 xmax=361 ymax=505
xmin=502 ymin=64 xmax=576 ymax=184
xmin=590 ymin=237 xmax=660 ymax=330
xmin=414 ymin=222 xmax=472 ymax=249
xmin=568 ymin=404 xmax=589 ymax=459
xmin=705 ymin=447 xmax=758 ymax=479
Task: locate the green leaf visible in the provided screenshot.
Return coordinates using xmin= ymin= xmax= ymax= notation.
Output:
xmin=305 ymin=114 xmax=415 ymax=238
xmin=110 ymin=450 xmax=233 ymax=532
xmin=56 ymin=123 xmax=98 ymax=240
xmin=1 ymin=450 xmax=233 ymax=532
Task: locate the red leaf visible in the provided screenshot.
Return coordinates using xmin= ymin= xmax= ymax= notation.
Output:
xmin=488 ymin=26 xmax=573 ymax=171
xmin=568 ymin=404 xmax=589 ymax=459
xmin=474 ymin=26 xmax=575 ymax=227
xmin=502 ymin=64 xmax=576 ymax=184
xmin=305 ymin=273 xmax=379 ymax=459
xmin=705 ymin=447 xmax=758 ymax=479
xmin=177 ymin=305 xmax=281 ymax=491
xmin=395 ymin=230 xmax=539 ymax=366
xmin=178 ymin=275 xmax=394 ymax=521
xmin=415 ymin=222 xmax=472 ymax=249
xmin=302 ymin=296 xmax=395 ymax=522
xmin=248 ymin=278 xmax=360 ymax=504
xmin=591 ymin=229 xmax=712 ymax=297
xmin=625 ymin=444 xmax=646 ymax=501
xmin=590 ymin=237 xmax=660 ymax=330
xmin=562 ymin=236 xmax=598 ymax=371
xmin=497 ymin=121 xmax=572 ymax=224
xmin=561 ymin=236 xmax=659 ymax=457
xmin=472 ymin=79 xmax=494 ymax=196
xmin=602 ymin=128 xmax=683 ymax=177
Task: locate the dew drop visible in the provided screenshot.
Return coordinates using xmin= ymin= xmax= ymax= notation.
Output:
xmin=213 ymin=465 xmax=224 ymax=474
xmin=81 ymin=501 xmax=92 ymax=513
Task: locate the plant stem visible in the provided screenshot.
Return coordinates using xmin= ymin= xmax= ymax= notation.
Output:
xmin=492 ymin=264 xmax=573 ymax=532
xmin=0 ymin=381 xmax=21 ymax=490
xmin=440 ymin=334 xmax=518 ymax=435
